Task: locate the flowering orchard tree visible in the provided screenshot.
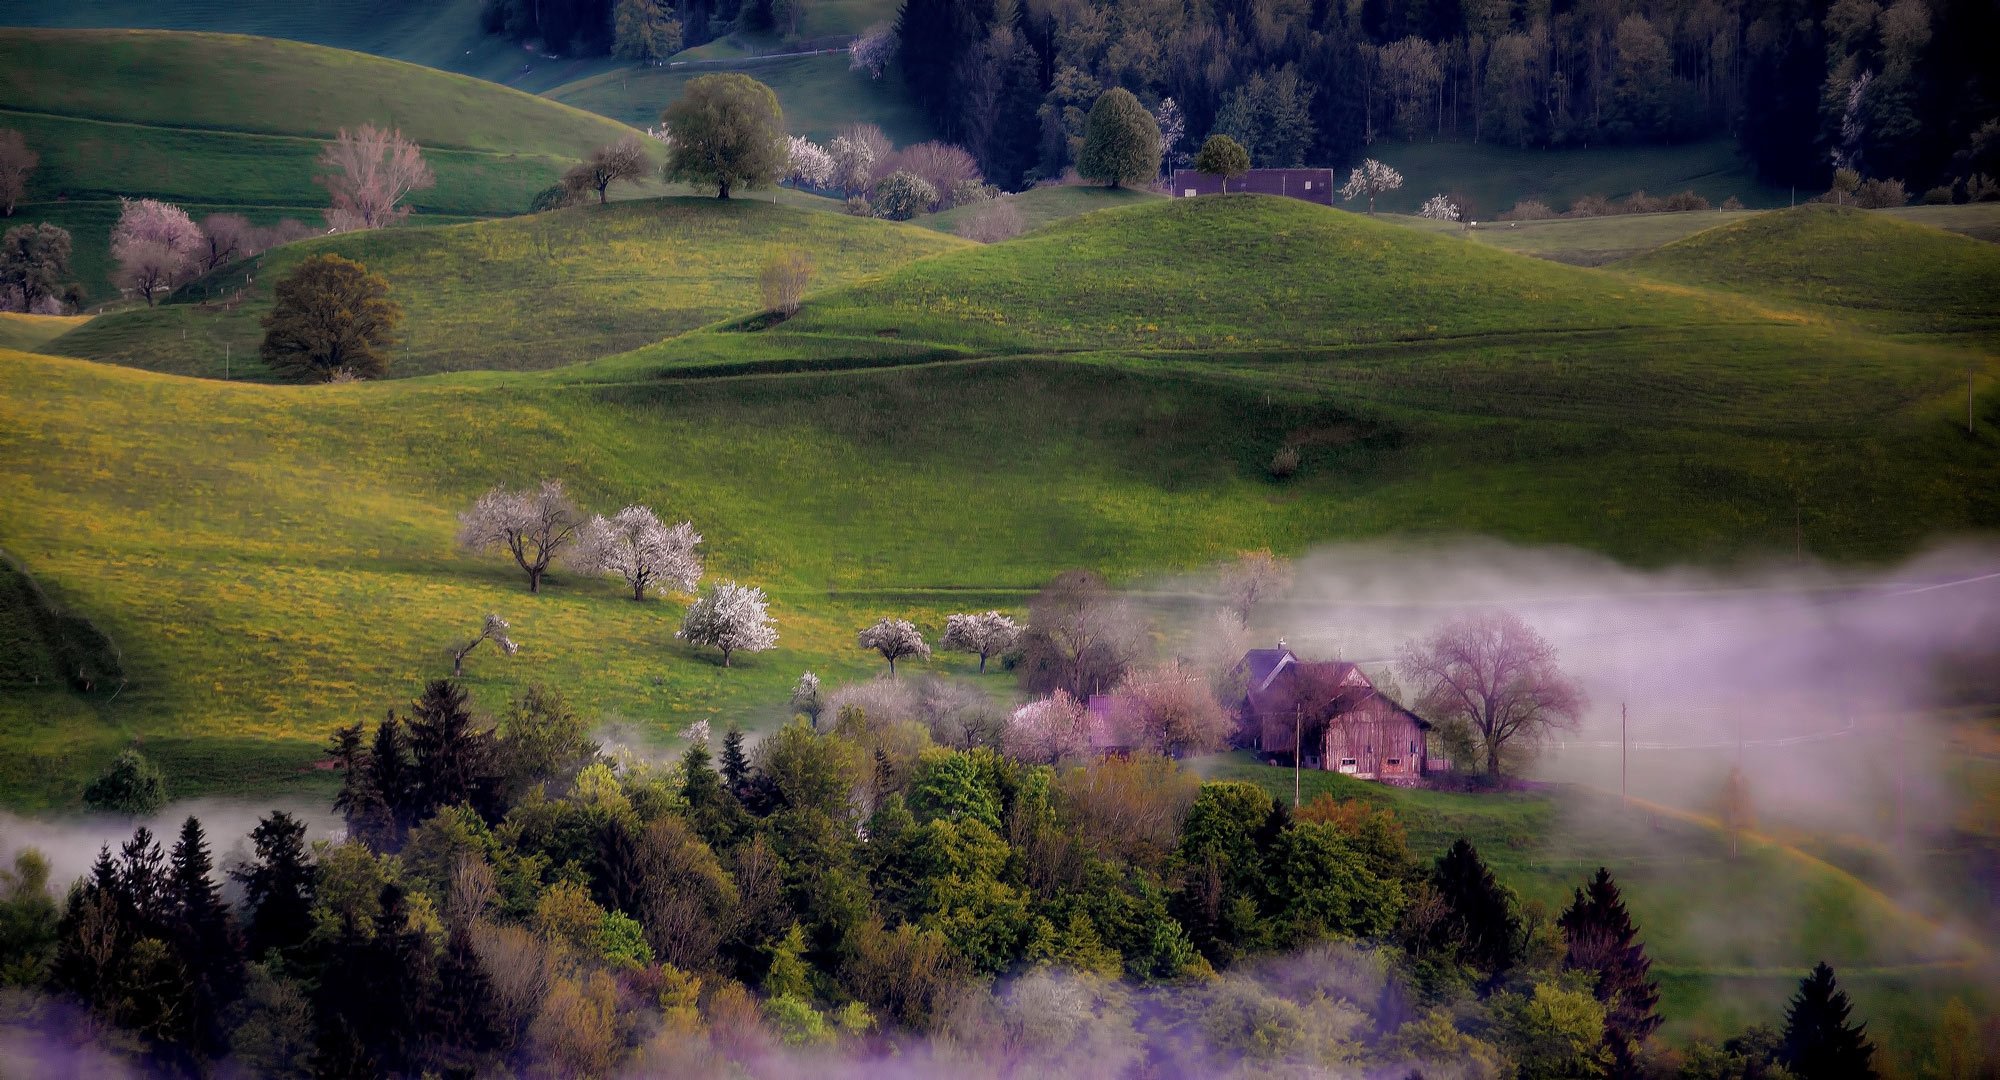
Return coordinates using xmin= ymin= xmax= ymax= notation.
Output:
xmin=786 ymin=136 xmax=837 ymax=189
xmin=940 ymin=611 xmax=1021 ymax=673
xmin=1115 ymin=661 xmax=1233 ymax=757
xmin=858 ymin=618 xmax=930 ymax=674
xmin=829 ymin=134 xmax=878 ymax=194
xmin=457 ymin=480 xmax=584 ymax=593
xmin=1152 ymin=97 xmax=1188 ymax=171
xmin=1340 ymin=159 xmax=1404 ymax=213
xmin=573 ymin=505 xmax=702 ymax=601
xmin=1003 ymin=690 xmax=1092 ymax=764
xmin=563 ymin=138 xmax=651 ymax=205
xmin=452 ymin=613 xmax=519 ymax=676
xmin=790 ymin=671 xmax=822 ymax=723
xmin=849 ymin=24 xmax=895 ymax=78
xmin=1220 ymin=550 xmax=1292 ymax=628
xmin=110 ymin=197 xmax=202 ymax=305
xmin=317 ymin=124 xmax=436 ymax=232
xmin=679 ymin=581 xmax=778 ymax=667
xmin=1419 ymin=194 xmax=1462 ymax=221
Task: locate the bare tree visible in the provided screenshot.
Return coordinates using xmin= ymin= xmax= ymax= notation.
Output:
xmin=859 ymin=618 xmax=931 ymax=674
xmin=1114 ymin=660 xmax=1232 ymax=757
xmin=317 ymin=124 xmax=436 ymax=232
xmin=572 ymin=505 xmax=702 ymax=600
xmin=940 ymin=611 xmax=1020 ymax=673
xmin=0 ymin=129 xmax=36 ymax=217
xmin=1398 ymin=610 xmax=1584 ymax=777
xmin=457 ymin=480 xmax=584 ymax=593
xmin=1220 ymin=550 xmax=1292 ymax=627
xmin=759 ymin=249 xmax=812 ymax=316
xmin=111 ymin=197 xmax=203 ymax=305
xmin=197 ymin=213 xmax=257 ymax=274
xmin=452 ymin=613 xmax=519 ymax=676
xmin=956 ymin=199 xmax=1025 ymax=243
xmin=878 ymin=142 xmax=981 ymax=210
xmin=1018 ymin=569 xmax=1141 ymax=699
xmin=563 ymin=138 xmax=651 ymax=205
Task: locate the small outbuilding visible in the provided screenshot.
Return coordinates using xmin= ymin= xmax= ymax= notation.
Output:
xmin=1170 ymin=168 xmax=1337 ymax=206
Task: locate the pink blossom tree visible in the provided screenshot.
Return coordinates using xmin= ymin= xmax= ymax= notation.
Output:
xmin=317 ymin=125 xmax=437 ymax=232
xmin=111 ymin=197 xmax=203 ymax=305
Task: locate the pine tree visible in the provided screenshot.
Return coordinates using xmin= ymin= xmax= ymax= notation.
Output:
xmin=331 ymin=720 xmax=397 ymax=853
xmin=423 ymin=924 xmax=499 ymax=1073
xmin=1431 ymin=838 xmax=1522 ymax=976
xmin=406 ymin=679 xmax=499 ymax=822
xmin=168 ymin=816 xmax=244 ymax=1062
xmin=51 ymin=846 xmax=128 ymax=1011
xmin=367 ymin=711 xmax=415 ymax=841
xmin=681 ymin=740 xmax=750 ymax=850
xmin=1558 ymin=867 xmax=1661 ymax=1076
xmin=233 ymin=811 xmax=317 ymax=960
xmin=116 ymin=827 xmax=171 ymax=934
xmin=1780 ymin=962 xmax=1878 ymax=1080
xmin=720 ymin=724 xmax=750 ymax=794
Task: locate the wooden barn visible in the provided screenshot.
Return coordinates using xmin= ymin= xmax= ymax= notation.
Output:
xmin=1233 ymin=646 xmax=1433 ymax=783
xmin=1169 ymin=167 xmax=1337 ymax=205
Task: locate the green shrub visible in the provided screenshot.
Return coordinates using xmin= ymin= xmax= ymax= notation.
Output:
xmin=83 ymin=749 xmax=166 ymax=815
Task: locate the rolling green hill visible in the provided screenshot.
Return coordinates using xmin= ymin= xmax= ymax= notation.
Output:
xmin=51 ymin=198 xmax=967 ymax=378
xmin=918 ymin=184 xmax=1165 ymax=238
xmin=1363 ymin=138 xmax=1786 ymax=217
xmin=0 ymin=312 xmax=90 ymax=352
xmin=0 ymin=29 xmax=662 ymax=298
xmin=1617 ymin=204 xmax=2000 ymax=346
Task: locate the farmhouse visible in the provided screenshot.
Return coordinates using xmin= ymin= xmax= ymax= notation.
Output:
xmin=1170 ymin=167 xmax=1336 ymax=205
xmin=1234 ymin=646 xmax=1433 ymax=784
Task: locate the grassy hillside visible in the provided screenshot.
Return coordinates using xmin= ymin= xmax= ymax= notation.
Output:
xmin=52 ymin=198 xmax=967 ymax=378
xmin=919 ymin=184 xmax=1165 ymax=237
xmin=1363 ymin=138 xmax=1786 ymax=217
xmin=1618 ymin=205 xmax=2000 ymax=345
xmin=0 ymin=312 xmax=90 ymax=352
xmin=548 ymin=52 xmax=932 ymax=146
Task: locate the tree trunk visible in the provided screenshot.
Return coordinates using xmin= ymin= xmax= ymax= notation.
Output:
xmin=978 ymin=654 xmax=988 ymax=674
xmin=598 ymin=185 xmax=609 ymax=205
xmin=721 ymin=647 xmax=732 ymax=667
xmin=1486 ymin=743 xmax=1500 ymax=777
xmin=887 ymin=656 xmax=896 ymax=675
xmin=527 ymin=567 xmax=542 ymax=593
xmin=718 ymin=180 xmax=731 ymax=200
xmin=632 ymin=581 xmax=646 ymax=601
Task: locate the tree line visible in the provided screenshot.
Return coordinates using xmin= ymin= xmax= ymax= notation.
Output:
xmin=0 ymin=672 xmax=1903 ymax=1077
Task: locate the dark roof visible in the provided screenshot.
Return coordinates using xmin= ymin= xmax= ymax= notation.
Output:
xmin=1238 ymin=650 xmax=1431 ymax=729
xmin=1235 ymin=648 xmax=1296 ymax=692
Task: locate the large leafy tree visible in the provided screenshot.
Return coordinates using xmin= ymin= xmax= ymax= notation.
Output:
xmin=1558 ymin=867 xmax=1662 ymax=1073
xmin=661 ymin=73 xmax=787 ymax=199
xmin=562 ymin=137 xmax=652 ymax=205
xmin=1780 ymin=962 xmax=1878 ymax=1079
xmin=1192 ymin=134 xmax=1252 ymax=192
xmin=1399 ymin=610 xmax=1584 ymax=777
xmin=1 ymin=222 xmax=70 ymax=311
xmin=1076 ymin=88 xmax=1161 ymax=188
xmin=258 ymin=253 xmax=402 ymax=381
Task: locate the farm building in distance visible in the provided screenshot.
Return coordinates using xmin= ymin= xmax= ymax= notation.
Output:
xmin=1169 ymin=168 xmax=1337 ymax=206
xmin=1235 ymin=646 xmax=1434 ymax=784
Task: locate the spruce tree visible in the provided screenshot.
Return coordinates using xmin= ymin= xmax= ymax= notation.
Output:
xmin=681 ymin=740 xmax=750 ymax=850
xmin=406 ymin=679 xmax=499 ymax=822
xmin=1559 ymin=867 xmax=1661 ymax=1076
xmin=233 ymin=811 xmax=317 ymax=959
xmin=331 ymin=720 xmax=396 ymax=853
xmin=720 ymin=724 xmax=750 ymax=794
xmin=367 ymin=712 xmax=415 ymax=841
xmin=168 ymin=816 xmax=244 ymax=1061
xmin=1780 ymin=962 xmax=1878 ymax=1080
xmin=424 ymin=923 xmax=498 ymax=1073
xmin=1431 ymin=838 xmax=1522 ymax=976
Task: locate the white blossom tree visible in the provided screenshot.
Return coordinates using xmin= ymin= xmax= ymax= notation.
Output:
xmin=1151 ymin=97 xmax=1188 ymax=172
xmin=572 ymin=505 xmax=702 ymax=601
xmin=678 ymin=581 xmax=777 ymax=667
xmin=1418 ymin=193 xmax=1462 ymax=221
xmin=110 ymin=197 xmax=203 ymax=305
xmin=1114 ymin=661 xmax=1233 ymax=757
xmin=828 ymin=135 xmax=877 ymax=195
xmin=1220 ymin=551 xmax=1293 ymax=628
xmin=858 ymin=618 xmax=930 ymax=674
xmin=1340 ymin=158 xmax=1404 ymax=213
xmin=790 ymin=671 xmax=822 ymax=723
xmin=848 ymin=24 xmax=895 ymax=78
xmin=457 ymin=480 xmax=584 ymax=594
xmin=785 ymin=136 xmax=837 ymax=190
xmin=1003 ymin=690 xmax=1092 ymax=764
xmin=452 ymin=613 xmax=519 ymax=676
xmin=316 ymin=124 xmax=435 ymax=232
xmin=940 ymin=611 xmax=1021 ymax=673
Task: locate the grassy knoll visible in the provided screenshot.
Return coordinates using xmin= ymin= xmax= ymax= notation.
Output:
xmin=1197 ymin=754 xmax=1989 ymax=1071
xmin=51 ymin=198 xmax=967 ymax=378
xmin=1362 ymin=138 xmax=1785 ymax=217
xmin=919 ymin=184 xmax=1165 ymax=237
xmin=0 ymin=312 xmax=90 ymax=352
xmin=548 ymin=52 xmax=932 ymax=146
xmin=1618 ymin=204 xmax=2000 ymax=346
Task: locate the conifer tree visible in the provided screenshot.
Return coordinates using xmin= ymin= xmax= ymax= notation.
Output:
xmin=233 ymin=812 xmax=317 ymax=960
xmin=331 ymin=720 xmax=398 ymax=853
xmin=1558 ymin=867 xmax=1661 ymax=1075
xmin=406 ymin=679 xmax=500 ymax=822
xmin=1431 ymin=838 xmax=1522 ymax=976
xmin=1076 ymin=88 xmax=1162 ymax=188
xmin=424 ymin=924 xmax=499 ymax=1073
xmin=367 ymin=712 xmax=416 ymax=839
xmin=168 ymin=816 xmax=244 ymax=1062
xmin=681 ymin=739 xmax=751 ymax=850
xmin=721 ymin=724 xmax=751 ymax=795
xmin=1780 ymin=962 xmax=1878 ymax=1080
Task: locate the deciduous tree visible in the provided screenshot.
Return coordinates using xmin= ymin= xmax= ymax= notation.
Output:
xmin=859 ymin=618 xmax=931 ymax=674
xmin=1399 ymin=610 xmax=1584 ymax=777
xmin=258 ymin=253 xmax=401 ymax=380
xmin=1220 ymin=551 xmax=1291 ymax=628
xmin=196 ymin=213 xmax=255 ymax=274
xmin=564 ymin=137 xmax=651 ymax=205
xmin=1340 ymin=158 xmax=1404 ymax=212
xmin=849 ymin=23 xmax=895 ymax=78
xmin=678 ymin=581 xmax=778 ymax=666
xmin=760 ymin=248 xmax=812 ymax=315
xmin=457 ymin=480 xmax=584 ymax=594
xmin=1017 ymin=569 xmax=1141 ymax=699
xmin=111 ymin=197 xmax=202 ymax=305
xmin=1 ymin=223 xmax=71 ymax=312
xmin=786 ymin=136 xmax=836 ymax=189
xmin=1418 ymin=194 xmax=1462 ymax=221
xmin=1076 ymin=88 xmax=1161 ymax=188
xmin=0 ymin=129 xmax=34 ymax=217
xmin=940 ymin=611 xmax=1020 ymax=673
xmin=1114 ymin=661 xmax=1233 ymax=757
xmin=661 ymin=74 xmax=787 ymax=199
xmin=317 ymin=124 xmax=435 ymax=232
xmin=1003 ymin=690 xmax=1091 ymax=763
xmin=82 ymin=749 xmax=167 ymax=815
xmin=451 ymin=613 xmax=519 ymax=677
xmin=573 ymin=505 xmax=702 ymax=600
xmin=613 ymin=0 xmax=683 ymax=63
xmin=870 ymin=170 xmax=937 ymax=219
xmin=1193 ymin=133 xmax=1251 ymax=191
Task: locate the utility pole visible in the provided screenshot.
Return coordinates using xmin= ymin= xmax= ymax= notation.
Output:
xmin=1620 ymin=701 xmax=1628 ymax=803
xmin=1293 ymin=702 xmax=1303 ymax=809
xmin=1971 ymin=370 xmax=1979 ymax=435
